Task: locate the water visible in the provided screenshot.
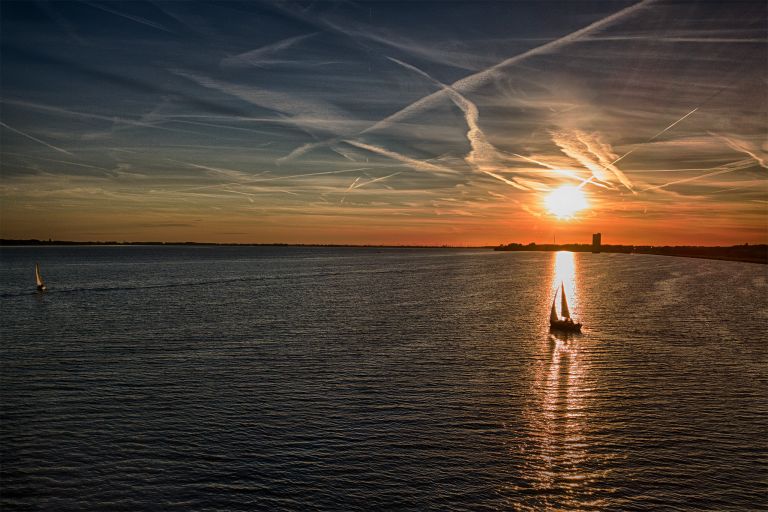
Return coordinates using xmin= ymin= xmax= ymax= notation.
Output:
xmin=1 ymin=246 xmax=766 ymax=510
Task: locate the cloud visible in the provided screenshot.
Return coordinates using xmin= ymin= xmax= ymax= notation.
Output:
xmin=361 ymin=0 xmax=654 ymax=134
xmin=1 ymin=99 xmax=229 ymax=139
xmin=83 ymin=1 xmax=174 ymax=34
xmin=351 ymin=172 xmax=403 ymax=190
xmin=709 ymin=132 xmax=768 ymax=169
xmin=641 ymin=158 xmax=756 ymax=192
xmin=280 ymin=0 xmax=655 ymax=160
xmin=385 ymin=56 xmax=545 ymax=191
xmin=550 ymin=130 xmax=634 ymax=191
xmin=221 ymin=32 xmax=318 ymax=68
xmin=322 ymin=19 xmax=488 ymax=71
xmin=481 ymin=171 xmax=530 ymax=190
xmin=342 ymin=140 xmax=458 ymax=175
xmin=172 ymin=70 xmax=351 ymax=136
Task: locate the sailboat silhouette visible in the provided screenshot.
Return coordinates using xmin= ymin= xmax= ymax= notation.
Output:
xmin=35 ymin=263 xmax=47 ymax=292
xmin=550 ymin=282 xmax=581 ymax=332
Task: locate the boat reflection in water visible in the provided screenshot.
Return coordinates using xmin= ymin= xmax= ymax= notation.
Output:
xmin=513 ymin=251 xmax=617 ymax=509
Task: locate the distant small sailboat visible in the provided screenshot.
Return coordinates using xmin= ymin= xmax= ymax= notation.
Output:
xmin=550 ymin=282 xmax=581 ymax=332
xmin=35 ymin=263 xmax=47 ymax=292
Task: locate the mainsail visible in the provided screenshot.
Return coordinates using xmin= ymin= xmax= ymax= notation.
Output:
xmin=35 ymin=263 xmax=45 ymax=290
xmin=550 ymin=296 xmax=559 ymax=323
xmin=560 ymin=283 xmax=571 ymax=319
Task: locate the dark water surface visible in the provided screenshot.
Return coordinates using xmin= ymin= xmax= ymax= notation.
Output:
xmin=1 ymin=246 xmax=766 ymax=510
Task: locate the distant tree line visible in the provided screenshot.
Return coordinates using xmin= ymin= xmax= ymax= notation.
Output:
xmin=494 ymin=242 xmax=768 ymax=264
xmin=0 ymin=239 xmax=486 ymax=249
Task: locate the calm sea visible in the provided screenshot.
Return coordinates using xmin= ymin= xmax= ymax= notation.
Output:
xmin=1 ymin=246 xmax=766 ymax=510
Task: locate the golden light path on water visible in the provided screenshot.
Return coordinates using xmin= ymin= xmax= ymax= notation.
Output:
xmin=511 ymin=252 xmax=617 ymax=509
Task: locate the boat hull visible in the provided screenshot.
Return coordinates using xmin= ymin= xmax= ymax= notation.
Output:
xmin=550 ymin=320 xmax=582 ymax=333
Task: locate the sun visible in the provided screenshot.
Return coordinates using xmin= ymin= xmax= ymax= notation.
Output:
xmin=544 ymin=186 xmax=588 ymax=219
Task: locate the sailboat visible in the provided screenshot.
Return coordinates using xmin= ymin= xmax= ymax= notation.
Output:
xmin=35 ymin=263 xmax=47 ymax=292
xmin=550 ymin=282 xmax=581 ymax=332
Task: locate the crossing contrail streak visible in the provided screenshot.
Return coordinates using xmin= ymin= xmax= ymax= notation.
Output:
xmin=648 ymin=107 xmax=699 ymax=141
xmin=281 ymin=0 xmax=655 ymax=161
xmin=578 ymin=105 xmax=707 ymax=192
xmin=642 ymin=159 xmax=753 ymax=192
xmin=0 ymin=121 xmax=74 ymax=156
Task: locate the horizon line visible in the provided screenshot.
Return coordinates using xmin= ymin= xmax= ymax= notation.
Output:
xmin=1 ymin=238 xmax=764 ymax=249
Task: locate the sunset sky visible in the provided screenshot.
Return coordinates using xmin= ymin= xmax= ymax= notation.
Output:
xmin=1 ymin=0 xmax=766 ymax=245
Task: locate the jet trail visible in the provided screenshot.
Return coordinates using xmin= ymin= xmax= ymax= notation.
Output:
xmin=0 ymin=121 xmax=74 ymax=156
xmin=641 ymin=159 xmax=755 ymax=192
xmin=281 ymin=0 xmax=655 ymax=160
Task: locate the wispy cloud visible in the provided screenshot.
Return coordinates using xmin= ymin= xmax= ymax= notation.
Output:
xmin=172 ymin=70 xmax=351 ymax=136
xmin=385 ymin=56 xmax=545 ymax=191
xmin=361 ymin=0 xmax=654 ymax=134
xmin=641 ymin=158 xmax=756 ymax=192
xmin=1 ymin=99 xmax=225 ymax=139
xmin=83 ymin=1 xmax=173 ymax=34
xmin=352 ymin=172 xmax=403 ymax=190
xmin=710 ymin=133 xmax=768 ymax=169
xmin=221 ymin=32 xmax=318 ymax=68
xmin=280 ymin=0 xmax=655 ymax=160
xmin=550 ymin=130 xmax=634 ymax=191
xmin=342 ymin=140 xmax=458 ymax=175
xmin=322 ymin=19 xmax=489 ymax=71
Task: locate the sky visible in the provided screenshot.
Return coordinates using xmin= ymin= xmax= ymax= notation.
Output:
xmin=1 ymin=0 xmax=766 ymax=246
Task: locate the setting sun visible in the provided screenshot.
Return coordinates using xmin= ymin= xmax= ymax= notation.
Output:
xmin=544 ymin=186 xmax=588 ymax=219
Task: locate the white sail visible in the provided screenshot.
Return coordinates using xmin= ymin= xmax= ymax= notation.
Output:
xmin=550 ymin=295 xmax=559 ymax=323
xmin=560 ymin=283 xmax=571 ymax=319
xmin=35 ymin=263 xmax=45 ymax=289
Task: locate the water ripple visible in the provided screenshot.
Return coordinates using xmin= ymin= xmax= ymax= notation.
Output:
xmin=1 ymin=248 xmax=766 ymax=510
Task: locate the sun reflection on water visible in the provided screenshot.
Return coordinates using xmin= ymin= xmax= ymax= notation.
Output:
xmin=552 ymin=250 xmax=578 ymax=315
xmin=509 ymin=251 xmax=614 ymax=509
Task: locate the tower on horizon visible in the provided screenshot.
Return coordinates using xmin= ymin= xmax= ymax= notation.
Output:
xmin=592 ymin=233 xmax=602 ymax=253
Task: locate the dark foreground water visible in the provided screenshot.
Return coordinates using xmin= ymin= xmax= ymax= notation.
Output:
xmin=1 ymin=246 xmax=766 ymax=510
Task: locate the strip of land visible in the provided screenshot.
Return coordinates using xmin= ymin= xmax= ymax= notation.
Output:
xmin=1 ymin=239 xmax=765 ymax=263
xmin=0 ymin=239 xmax=480 ymax=249
xmin=494 ymin=243 xmax=767 ymax=264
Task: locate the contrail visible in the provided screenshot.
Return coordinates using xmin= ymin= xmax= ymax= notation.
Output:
xmin=222 ymin=32 xmax=317 ymax=68
xmin=352 ymin=171 xmax=402 ymax=189
xmin=609 ymin=84 xmax=731 ymax=169
xmin=1 ymin=151 xmax=112 ymax=173
xmin=0 ymin=121 xmax=74 ymax=156
xmin=648 ymin=107 xmax=699 ymax=141
xmin=342 ymin=140 xmax=458 ymax=175
xmin=83 ymin=1 xmax=174 ymax=34
xmin=387 ymin=56 xmax=548 ymax=191
xmin=165 ymin=166 xmax=376 ymax=194
xmin=595 ymin=106 xmax=699 ymax=172
xmin=574 ymin=106 xmax=698 ymax=189
xmin=364 ymin=0 xmax=654 ymax=134
xmin=512 ymin=152 xmax=612 ymax=189
xmin=281 ymin=0 xmax=655 ymax=160
xmin=709 ymin=132 xmax=768 ymax=169
xmin=345 ymin=176 xmax=362 ymax=192
xmin=641 ymin=159 xmax=755 ymax=192
xmin=577 ymin=106 xmax=704 ymax=192
xmin=482 ymin=171 xmax=530 ymax=190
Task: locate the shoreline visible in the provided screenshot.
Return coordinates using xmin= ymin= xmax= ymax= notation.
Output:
xmin=0 ymin=240 xmax=488 ymax=249
xmin=2 ymin=240 xmax=766 ymax=264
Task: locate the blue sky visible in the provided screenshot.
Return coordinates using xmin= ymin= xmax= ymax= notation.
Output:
xmin=1 ymin=0 xmax=766 ymax=244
